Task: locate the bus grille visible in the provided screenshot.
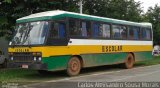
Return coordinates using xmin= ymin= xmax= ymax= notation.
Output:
xmin=12 ymin=53 xmax=34 ymax=62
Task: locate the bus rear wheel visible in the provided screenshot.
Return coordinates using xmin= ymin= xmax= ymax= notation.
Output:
xmin=123 ymin=53 xmax=134 ymax=69
xmin=66 ymin=56 xmax=81 ymax=76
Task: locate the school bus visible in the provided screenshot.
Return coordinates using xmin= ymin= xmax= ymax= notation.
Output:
xmin=8 ymin=10 xmax=153 ymax=76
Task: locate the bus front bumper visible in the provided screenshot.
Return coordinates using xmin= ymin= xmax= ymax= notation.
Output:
xmin=7 ymin=62 xmax=48 ymax=70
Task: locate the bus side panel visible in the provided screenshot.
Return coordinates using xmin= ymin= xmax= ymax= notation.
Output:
xmin=134 ymin=51 xmax=153 ymax=62
xmin=41 ymin=51 xmax=152 ymax=71
xmin=81 ymin=53 xmax=127 ymax=67
xmin=42 ymin=55 xmax=71 ymax=71
xmin=81 ymin=51 xmax=152 ymax=68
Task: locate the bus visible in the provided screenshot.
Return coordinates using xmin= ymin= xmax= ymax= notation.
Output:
xmin=8 ymin=10 xmax=153 ymax=76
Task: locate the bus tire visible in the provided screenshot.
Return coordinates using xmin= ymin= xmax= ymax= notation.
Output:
xmin=66 ymin=56 xmax=81 ymax=76
xmin=123 ymin=53 xmax=134 ymax=69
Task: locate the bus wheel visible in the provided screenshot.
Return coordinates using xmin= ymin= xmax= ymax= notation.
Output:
xmin=123 ymin=53 xmax=134 ymax=69
xmin=66 ymin=56 xmax=81 ymax=76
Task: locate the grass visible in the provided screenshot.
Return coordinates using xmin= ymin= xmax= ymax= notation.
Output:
xmin=135 ymin=56 xmax=160 ymax=66
xmin=0 ymin=69 xmax=37 ymax=82
xmin=0 ymin=69 xmax=67 ymax=82
xmin=0 ymin=56 xmax=160 ymax=83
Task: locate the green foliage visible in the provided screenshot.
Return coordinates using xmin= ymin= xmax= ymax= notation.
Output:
xmin=83 ymin=0 xmax=143 ymax=22
xmin=3 ymin=0 xmax=12 ymax=3
xmin=0 ymin=0 xmax=80 ymax=40
xmin=144 ymin=5 xmax=160 ymax=44
xmin=0 ymin=0 xmax=159 ymax=44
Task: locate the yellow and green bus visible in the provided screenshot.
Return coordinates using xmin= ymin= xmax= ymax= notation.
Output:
xmin=8 ymin=10 xmax=153 ymax=76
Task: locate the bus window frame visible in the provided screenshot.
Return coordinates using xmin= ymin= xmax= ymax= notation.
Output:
xmin=65 ymin=17 xmax=152 ymax=41
xmin=111 ymin=24 xmax=128 ymax=40
xmin=68 ymin=18 xmax=81 ymax=38
xmin=91 ymin=21 xmax=111 ymax=40
xmin=140 ymin=27 xmax=152 ymax=41
xmin=79 ymin=19 xmax=92 ymax=38
xmin=68 ymin=17 xmax=92 ymax=39
xmin=46 ymin=18 xmax=70 ymax=46
xmin=128 ymin=26 xmax=141 ymax=40
xmin=48 ymin=18 xmax=67 ymax=39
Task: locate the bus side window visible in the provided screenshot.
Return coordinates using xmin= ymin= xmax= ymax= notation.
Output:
xmin=80 ymin=21 xmax=91 ymax=37
xmin=120 ymin=26 xmax=127 ymax=39
xmin=129 ymin=28 xmax=134 ymax=39
xmin=81 ymin=22 xmax=87 ymax=37
xmin=93 ymin=23 xmax=104 ymax=38
xmin=69 ymin=19 xmax=82 ymax=36
xmin=141 ymin=28 xmax=151 ymax=40
xmin=129 ymin=26 xmax=140 ymax=40
xmin=50 ymin=22 xmax=58 ymax=38
xmin=93 ymin=23 xmax=99 ymax=37
xmin=112 ymin=25 xmax=127 ymax=39
xmin=141 ymin=28 xmax=146 ymax=39
xmin=146 ymin=28 xmax=151 ymax=40
xmin=102 ymin=24 xmax=110 ymax=38
xmin=59 ymin=23 xmax=66 ymax=38
xmin=50 ymin=22 xmax=66 ymax=38
xmin=112 ymin=25 xmax=120 ymax=39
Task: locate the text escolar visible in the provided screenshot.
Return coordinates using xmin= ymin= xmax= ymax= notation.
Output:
xmin=102 ymin=45 xmax=123 ymax=52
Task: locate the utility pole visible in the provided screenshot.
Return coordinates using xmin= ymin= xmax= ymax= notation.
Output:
xmin=79 ymin=0 xmax=83 ymax=14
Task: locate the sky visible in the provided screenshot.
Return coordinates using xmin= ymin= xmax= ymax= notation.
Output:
xmin=135 ymin=0 xmax=160 ymax=12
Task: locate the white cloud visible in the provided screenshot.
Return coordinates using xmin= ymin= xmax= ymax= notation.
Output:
xmin=135 ymin=0 xmax=160 ymax=12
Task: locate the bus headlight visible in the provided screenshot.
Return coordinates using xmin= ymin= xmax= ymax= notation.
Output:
xmin=11 ymin=57 xmax=14 ymax=60
xmin=38 ymin=57 xmax=42 ymax=61
xmin=34 ymin=57 xmax=37 ymax=61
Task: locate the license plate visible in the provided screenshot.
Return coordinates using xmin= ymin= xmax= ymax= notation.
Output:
xmin=22 ymin=65 xmax=28 ymax=68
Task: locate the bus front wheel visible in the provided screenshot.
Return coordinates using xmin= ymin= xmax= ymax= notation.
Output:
xmin=66 ymin=56 xmax=81 ymax=76
xmin=123 ymin=53 xmax=134 ymax=69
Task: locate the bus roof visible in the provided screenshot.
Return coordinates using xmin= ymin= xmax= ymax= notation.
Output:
xmin=17 ymin=10 xmax=152 ymax=27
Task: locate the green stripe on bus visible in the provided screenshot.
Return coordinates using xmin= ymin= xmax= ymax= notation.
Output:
xmin=81 ymin=53 xmax=127 ymax=67
xmin=42 ymin=55 xmax=71 ymax=71
xmin=41 ymin=52 xmax=152 ymax=71
xmin=134 ymin=51 xmax=153 ymax=61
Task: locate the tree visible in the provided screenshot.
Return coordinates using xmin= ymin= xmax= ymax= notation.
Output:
xmin=0 ymin=0 xmax=143 ymax=40
xmin=0 ymin=0 xmax=79 ymax=40
xmin=83 ymin=0 xmax=143 ymax=22
xmin=144 ymin=5 xmax=160 ymax=45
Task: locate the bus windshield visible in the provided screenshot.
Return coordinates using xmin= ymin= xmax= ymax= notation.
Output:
xmin=10 ymin=21 xmax=49 ymax=45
